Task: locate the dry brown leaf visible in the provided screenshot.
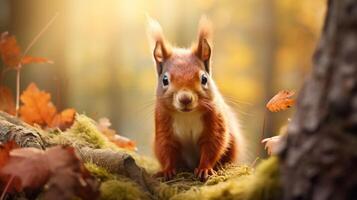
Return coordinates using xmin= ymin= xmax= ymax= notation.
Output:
xmin=266 ymin=90 xmax=295 ymax=112
xmin=0 ymin=141 xmax=18 ymax=170
xmin=0 ymin=86 xmax=15 ymax=115
xmin=261 ymin=136 xmax=282 ymax=155
xmin=0 ymin=145 xmax=99 ymax=198
xmin=19 ymin=83 xmax=75 ymax=130
xmin=0 ymin=141 xmax=20 ymax=193
xmin=98 ymin=118 xmax=137 ymax=151
xmin=2 ymin=148 xmax=50 ymax=189
xmin=0 ymin=32 xmax=53 ymax=69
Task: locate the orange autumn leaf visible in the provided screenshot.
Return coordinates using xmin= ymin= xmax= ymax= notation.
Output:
xmin=106 ymin=132 xmax=137 ymax=151
xmin=21 ymin=55 xmax=54 ymax=65
xmin=0 ymin=32 xmax=21 ymax=68
xmin=97 ymin=118 xmax=137 ymax=151
xmin=19 ymin=83 xmax=75 ymax=130
xmin=20 ymin=83 xmax=57 ymax=126
xmin=50 ymin=108 xmax=76 ymax=130
xmin=0 ymin=32 xmax=53 ymax=69
xmin=266 ymin=90 xmax=295 ymax=112
xmin=0 ymin=86 xmax=15 ymax=115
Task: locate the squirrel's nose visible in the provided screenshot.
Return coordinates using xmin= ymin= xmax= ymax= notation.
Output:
xmin=179 ymin=95 xmax=193 ymax=106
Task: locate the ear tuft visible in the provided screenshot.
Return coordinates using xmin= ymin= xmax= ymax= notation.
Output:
xmin=147 ymin=17 xmax=171 ymax=63
xmin=193 ymin=15 xmax=213 ymax=72
xmin=197 ymin=15 xmax=213 ymax=44
xmin=147 ymin=17 xmax=164 ymax=49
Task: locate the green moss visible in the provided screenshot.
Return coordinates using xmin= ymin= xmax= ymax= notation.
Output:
xmin=85 ymin=163 xmax=116 ymax=181
xmin=154 ymin=164 xmax=252 ymax=200
xmin=84 ymin=163 xmax=151 ymax=200
xmin=100 ymin=180 xmax=149 ymax=200
xmin=205 ymin=164 xmax=252 ymax=185
xmin=46 ymin=114 xmax=112 ymax=149
xmin=131 ymin=154 xmax=160 ymax=174
xmin=65 ymin=114 xmax=112 ymax=149
xmin=46 ymin=115 xmax=160 ymax=173
xmin=167 ymin=157 xmax=280 ymax=200
xmin=244 ymin=157 xmax=281 ymax=200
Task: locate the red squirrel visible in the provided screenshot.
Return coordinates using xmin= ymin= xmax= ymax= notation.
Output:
xmin=148 ymin=17 xmax=246 ymax=181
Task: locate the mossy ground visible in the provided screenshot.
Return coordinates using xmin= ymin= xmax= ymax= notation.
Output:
xmin=42 ymin=114 xmax=281 ymax=200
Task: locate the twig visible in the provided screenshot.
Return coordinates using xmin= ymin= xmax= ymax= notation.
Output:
xmin=21 ymin=12 xmax=59 ymax=58
xmin=250 ymin=157 xmax=260 ymax=168
xmin=0 ymin=66 xmax=3 ymax=86
xmin=262 ymin=111 xmax=267 ymax=141
xmin=164 ymin=177 xmax=186 ymax=184
xmin=0 ymin=175 xmax=15 ymax=200
xmin=256 ymin=111 xmax=268 ymax=156
xmin=15 ymin=67 xmax=20 ymax=117
xmin=14 ymin=13 xmax=59 ymax=116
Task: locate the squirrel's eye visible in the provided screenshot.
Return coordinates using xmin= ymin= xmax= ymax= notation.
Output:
xmin=201 ymin=74 xmax=208 ymax=85
xmin=162 ymin=74 xmax=169 ymax=87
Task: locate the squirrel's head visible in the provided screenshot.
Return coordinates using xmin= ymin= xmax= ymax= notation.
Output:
xmin=148 ymin=16 xmax=215 ymax=113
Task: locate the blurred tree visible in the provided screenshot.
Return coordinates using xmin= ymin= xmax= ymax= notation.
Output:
xmin=280 ymin=0 xmax=357 ymax=199
xmin=258 ymin=0 xmax=278 ymax=153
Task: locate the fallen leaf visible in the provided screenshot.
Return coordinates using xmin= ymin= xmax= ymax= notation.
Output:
xmin=50 ymin=108 xmax=76 ymax=130
xmin=97 ymin=117 xmax=111 ymax=130
xmin=0 ymin=32 xmax=53 ymax=69
xmin=2 ymin=148 xmax=50 ymax=189
xmin=42 ymin=166 xmax=99 ymax=200
xmin=0 ymin=141 xmax=18 ymax=170
xmin=0 ymin=86 xmax=15 ymax=115
xmin=0 ymin=141 xmax=20 ymax=193
xmin=0 ymin=145 xmax=99 ymax=199
xmin=19 ymin=83 xmax=76 ymax=130
xmin=266 ymin=90 xmax=295 ymax=112
xmin=261 ymin=136 xmax=281 ymax=155
xmin=98 ymin=118 xmax=137 ymax=151
xmin=109 ymin=134 xmax=137 ymax=151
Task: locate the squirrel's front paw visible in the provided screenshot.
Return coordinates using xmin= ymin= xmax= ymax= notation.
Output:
xmin=194 ymin=167 xmax=216 ymax=181
xmin=155 ymin=168 xmax=177 ymax=181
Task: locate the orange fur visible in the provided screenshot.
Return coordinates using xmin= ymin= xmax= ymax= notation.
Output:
xmin=198 ymin=110 xmax=236 ymax=170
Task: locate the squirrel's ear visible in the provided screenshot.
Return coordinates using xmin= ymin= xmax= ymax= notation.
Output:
xmin=153 ymin=41 xmax=170 ymax=63
xmin=147 ymin=17 xmax=172 ymax=75
xmin=193 ymin=16 xmax=212 ymax=73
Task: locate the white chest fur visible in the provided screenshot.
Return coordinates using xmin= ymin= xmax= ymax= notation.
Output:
xmin=172 ymin=111 xmax=203 ymax=169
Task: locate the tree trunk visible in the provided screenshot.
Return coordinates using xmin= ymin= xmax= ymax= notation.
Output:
xmin=279 ymin=0 xmax=357 ymax=200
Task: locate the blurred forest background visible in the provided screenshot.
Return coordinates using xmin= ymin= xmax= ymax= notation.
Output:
xmin=0 ymin=0 xmax=326 ymax=159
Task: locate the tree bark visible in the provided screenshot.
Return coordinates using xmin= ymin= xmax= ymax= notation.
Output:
xmin=279 ymin=0 xmax=357 ymax=200
xmin=0 ymin=111 xmax=45 ymax=149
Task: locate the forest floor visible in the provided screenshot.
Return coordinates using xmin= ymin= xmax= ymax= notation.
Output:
xmin=44 ymin=115 xmax=281 ymax=200
xmin=0 ymin=112 xmax=281 ymax=200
